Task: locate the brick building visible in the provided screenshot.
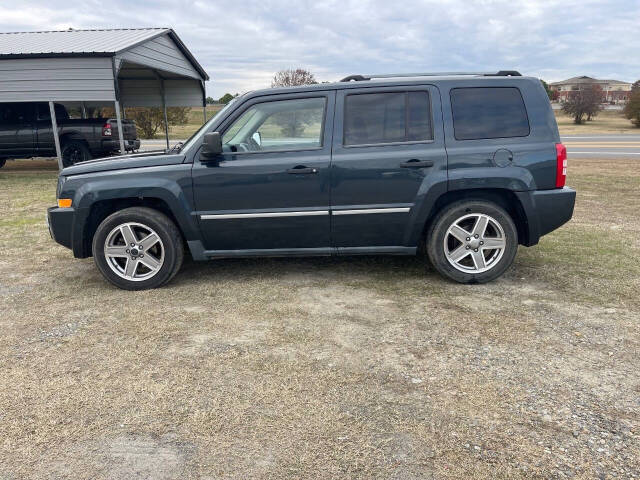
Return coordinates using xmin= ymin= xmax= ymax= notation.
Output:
xmin=549 ymin=76 xmax=632 ymax=104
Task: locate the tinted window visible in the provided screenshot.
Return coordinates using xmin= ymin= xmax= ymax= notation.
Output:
xmin=450 ymin=87 xmax=529 ymax=140
xmin=344 ymin=91 xmax=432 ymax=146
xmin=0 ymin=103 xmax=33 ymax=124
xmin=37 ymin=103 xmax=69 ymax=121
xmin=222 ymin=97 xmax=325 ymax=153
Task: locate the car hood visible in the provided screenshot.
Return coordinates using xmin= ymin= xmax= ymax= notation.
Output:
xmin=61 ymin=151 xmax=185 ymax=176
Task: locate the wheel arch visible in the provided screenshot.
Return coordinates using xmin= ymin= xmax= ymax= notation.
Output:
xmin=79 ymin=197 xmax=186 ymax=258
xmin=418 ymin=188 xmax=530 ymax=250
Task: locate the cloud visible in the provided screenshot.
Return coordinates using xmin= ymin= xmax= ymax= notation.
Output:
xmin=0 ymin=0 xmax=638 ymax=97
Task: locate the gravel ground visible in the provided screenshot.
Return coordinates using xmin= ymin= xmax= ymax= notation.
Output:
xmin=0 ymin=157 xmax=639 ymax=479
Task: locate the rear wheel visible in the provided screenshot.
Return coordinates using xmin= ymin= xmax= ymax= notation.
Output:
xmin=426 ymin=200 xmax=518 ymax=283
xmin=92 ymin=207 xmax=183 ymax=290
xmin=61 ymin=140 xmax=91 ymax=167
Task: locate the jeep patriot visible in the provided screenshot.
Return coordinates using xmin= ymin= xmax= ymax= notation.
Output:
xmin=47 ymin=71 xmax=576 ymax=290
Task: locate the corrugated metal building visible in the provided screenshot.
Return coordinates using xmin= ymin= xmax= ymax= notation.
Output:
xmin=0 ymin=28 xmax=209 ymax=167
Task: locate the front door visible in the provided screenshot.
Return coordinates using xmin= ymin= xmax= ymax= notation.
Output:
xmin=192 ymin=91 xmax=335 ymax=254
xmin=330 ymin=85 xmax=447 ymax=251
xmin=0 ymin=103 xmax=35 ymax=155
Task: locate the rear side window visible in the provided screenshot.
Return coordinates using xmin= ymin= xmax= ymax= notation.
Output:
xmin=344 ymin=91 xmax=432 ymax=146
xmin=450 ymin=87 xmax=529 ymax=140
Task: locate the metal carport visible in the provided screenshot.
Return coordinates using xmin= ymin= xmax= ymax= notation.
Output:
xmin=0 ymin=28 xmax=209 ymax=169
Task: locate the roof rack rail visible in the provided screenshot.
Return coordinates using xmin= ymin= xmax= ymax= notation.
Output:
xmin=340 ymin=71 xmax=522 ymax=82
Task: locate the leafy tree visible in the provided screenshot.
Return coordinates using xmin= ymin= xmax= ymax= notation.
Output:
xmin=624 ymin=88 xmax=640 ymax=127
xmin=561 ymin=84 xmax=604 ymax=124
xmin=540 ymin=79 xmax=558 ymax=100
xmin=206 ymin=96 xmax=215 ymax=104
xmin=271 ymin=68 xmax=317 ymax=88
xmin=218 ymin=93 xmax=235 ymax=104
xmin=124 ymin=107 xmax=190 ymax=139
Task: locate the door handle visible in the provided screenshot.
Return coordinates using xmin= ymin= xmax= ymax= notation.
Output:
xmin=400 ymin=159 xmax=434 ymax=168
xmin=287 ymin=165 xmax=318 ymax=174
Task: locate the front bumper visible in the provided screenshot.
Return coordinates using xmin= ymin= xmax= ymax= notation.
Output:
xmin=47 ymin=206 xmax=75 ymax=250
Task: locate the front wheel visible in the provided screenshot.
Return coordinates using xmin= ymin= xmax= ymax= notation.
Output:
xmin=92 ymin=207 xmax=184 ymax=290
xmin=426 ymin=200 xmax=518 ymax=284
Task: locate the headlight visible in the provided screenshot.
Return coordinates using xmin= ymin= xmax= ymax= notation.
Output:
xmin=56 ymin=176 xmax=66 ymax=198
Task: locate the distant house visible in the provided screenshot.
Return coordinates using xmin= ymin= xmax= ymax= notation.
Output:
xmin=549 ymin=76 xmax=632 ymax=104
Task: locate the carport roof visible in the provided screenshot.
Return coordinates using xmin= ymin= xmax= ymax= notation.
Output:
xmin=0 ymin=27 xmax=208 ymax=80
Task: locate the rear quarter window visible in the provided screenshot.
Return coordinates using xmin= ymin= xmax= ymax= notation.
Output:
xmin=450 ymin=87 xmax=530 ymax=140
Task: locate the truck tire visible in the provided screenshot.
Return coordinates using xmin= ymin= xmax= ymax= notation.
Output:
xmin=426 ymin=200 xmax=518 ymax=284
xmin=92 ymin=207 xmax=184 ymax=290
xmin=61 ymin=140 xmax=92 ymax=167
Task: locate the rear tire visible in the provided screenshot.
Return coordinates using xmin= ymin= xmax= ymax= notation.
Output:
xmin=61 ymin=140 xmax=92 ymax=167
xmin=426 ymin=200 xmax=518 ymax=284
xmin=92 ymin=207 xmax=184 ymax=290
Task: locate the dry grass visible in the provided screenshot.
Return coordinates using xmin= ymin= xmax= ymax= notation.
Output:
xmin=554 ymin=109 xmax=637 ymax=135
xmin=1 ymin=158 xmax=639 ymax=479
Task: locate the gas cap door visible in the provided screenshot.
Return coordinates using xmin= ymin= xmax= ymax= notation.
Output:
xmin=493 ymin=149 xmax=514 ymax=167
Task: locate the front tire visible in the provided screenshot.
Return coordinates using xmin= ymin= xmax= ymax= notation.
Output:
xmin=92 ymin=207 xmax=184 ymax=290
xmin=426 ymin=200 xmax=518 ymax=284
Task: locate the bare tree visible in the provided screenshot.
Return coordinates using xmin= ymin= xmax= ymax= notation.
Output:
xmin=271 ymin=68 xmax=317 ymax=88
xmin=561 ymin=84 xmax=604 ymax=124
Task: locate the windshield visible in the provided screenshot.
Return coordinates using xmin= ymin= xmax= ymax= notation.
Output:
xmin=179 ymin=98 xmax=238 ymax=152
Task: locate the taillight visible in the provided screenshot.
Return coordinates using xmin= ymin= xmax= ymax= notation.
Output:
xmin=555 ymin=143 xmax=567 ymax=188
xmin=102 ymin=123 xmax=112 ymax=137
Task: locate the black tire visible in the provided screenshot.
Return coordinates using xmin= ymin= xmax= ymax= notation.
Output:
xmin=61 ymin=140 xmax=92 ymax=167
xmin=426 ymin=200 xmax=518 ymax=284
xmin=0 ymin=158 xmax=6 ymax=169
xmin=92 ymin=207 xmax=184 ymax=290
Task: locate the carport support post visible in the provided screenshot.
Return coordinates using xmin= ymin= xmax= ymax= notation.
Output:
xmin=159 ymin=78 xmax=170 ymax=150
xmin=114 ymin=101 xmax=126 ymax=154
xmin=49 ymin=102 xmax=63 ymax=170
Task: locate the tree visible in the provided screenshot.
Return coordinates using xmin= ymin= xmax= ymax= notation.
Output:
xmin=561 ymin=84 xmax=604 ymax=124
xmin=624 ymin=88 xmax=640 ymax=127
xmin=125 ymin=107 xmax=190 ymax=139
xmin=206 ymin=96 xmax=215 ymax=104
xmin=632 ymin=80 xmax=640 ymax=93
xmin=271 ymin=68 xmax=317 ymax=88
xmin=540 ymin=80 xmax=554 ymax=101
xmin=218 ymin=93 xmax=235 ymax=104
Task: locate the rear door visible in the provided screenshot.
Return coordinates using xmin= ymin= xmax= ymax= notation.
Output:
xmin=0 ymin=103 xmax=35 ymax=154
xmin=330 ymin=85 xmax=447 ymax=251
xmin=191 ymin=91 xmax=335 ymax=254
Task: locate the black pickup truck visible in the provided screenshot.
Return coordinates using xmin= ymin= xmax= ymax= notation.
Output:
xmin=0 ymin=102 xmax=140 ymax=168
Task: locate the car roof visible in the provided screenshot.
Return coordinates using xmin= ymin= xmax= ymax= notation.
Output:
xmin=242 ymin=74 xmax=538 ymax=99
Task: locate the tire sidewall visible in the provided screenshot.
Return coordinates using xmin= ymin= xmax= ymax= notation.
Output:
xmin=92 ymin=208 xmax=181 ymax=290
xmin=427 ymin=200 xmax=518 ymax=284
xmin=61 ymin=141 xmax=91 ymax=167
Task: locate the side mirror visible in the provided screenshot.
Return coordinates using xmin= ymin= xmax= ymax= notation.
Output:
xmin=251 ymin=131 xmax=262 ymax=146
xmin=201 ymin=132 xmax=222 ymax=160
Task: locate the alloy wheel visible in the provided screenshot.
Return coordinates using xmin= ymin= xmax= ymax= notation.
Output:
xmin=443 ymin=213 xmax=506 ymax=273
xmin=103 ymin=222 xmax=165 ymax=281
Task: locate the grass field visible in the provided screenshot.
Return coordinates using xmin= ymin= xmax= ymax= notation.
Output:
xmin=1 ymin=157 xmax=639 ymax=479
xmin=161 ymin=107 xmax=639 ymax=140
xmin=554 ymin=109 xmax=637 ymax=135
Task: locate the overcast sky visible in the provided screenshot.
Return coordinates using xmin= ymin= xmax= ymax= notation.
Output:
xmin=1 ymin=0 xmax=638 ymax=98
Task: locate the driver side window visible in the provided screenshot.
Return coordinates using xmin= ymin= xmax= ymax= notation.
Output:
xmin=222 ymin=97 xmax=325 ymax=153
